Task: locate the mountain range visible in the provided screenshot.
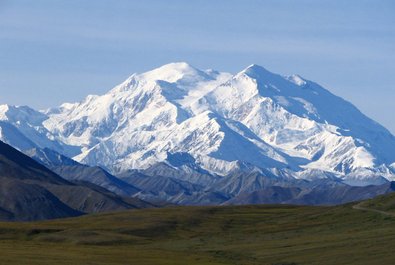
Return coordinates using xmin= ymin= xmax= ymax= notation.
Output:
xmin=0 ymin=141 xmax=154 ymax=221
xmin=1 ymin=62 xmax=395 ymax=208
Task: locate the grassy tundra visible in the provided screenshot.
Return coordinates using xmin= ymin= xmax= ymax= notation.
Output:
xmin=0 ymin=194 xmax=395 ymax=265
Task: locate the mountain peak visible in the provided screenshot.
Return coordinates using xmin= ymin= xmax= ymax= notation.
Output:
xmin=241 ymin=64 xmax=271 ymax=76
xmin=139 ymin=62 xmax=213 ymax=84
xmin=0 ymin=104 xmax=48 ymax=124
xmin=161 ymin=61 xmax=195 ymax=69
xmin=236 ymin=64 xmax=283 ymax=87
xmin=2 ymin=62 xmax=395 ymax=186
xmin=151 ymin=62 xmax=197 ymax=74
xmin=110 ymin=62 xmax=214 ymax=94
xmin=240 ymin=65 xmax=307 ymax=88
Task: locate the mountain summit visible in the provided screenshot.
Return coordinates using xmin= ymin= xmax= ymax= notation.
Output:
xmin=1 ymin=62 xmax=394 ymax=186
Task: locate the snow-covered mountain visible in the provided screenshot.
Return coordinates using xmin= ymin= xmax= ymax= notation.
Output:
xmin=1 ymin=62 xmax=395 ymax=186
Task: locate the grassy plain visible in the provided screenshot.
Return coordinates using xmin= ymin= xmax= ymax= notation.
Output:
xmin=0 ymin=200 xmax=394 ymax=265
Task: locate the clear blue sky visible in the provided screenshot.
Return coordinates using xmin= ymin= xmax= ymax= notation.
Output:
xmin=0 ymin=0 xmax=394 ymax=133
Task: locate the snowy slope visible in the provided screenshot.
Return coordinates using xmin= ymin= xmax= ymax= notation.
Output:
xmin=0 ymin=105 xmax=79 ymax=156
xmin=199 ymin=64 xmax=395 ymax=184
xmin=1 ymin=62 xmax=394 ymax=186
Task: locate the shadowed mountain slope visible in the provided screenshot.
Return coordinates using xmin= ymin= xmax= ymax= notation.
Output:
xmin=0 ymin=141 xmax=154 ymax=221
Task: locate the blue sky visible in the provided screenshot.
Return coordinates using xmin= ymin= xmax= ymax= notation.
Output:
xmin=0 ymin=0 xmax=394 ymax=133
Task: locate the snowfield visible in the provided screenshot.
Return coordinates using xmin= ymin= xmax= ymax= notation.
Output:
xmin=1 ymin=62 xmax=395 ymax=186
